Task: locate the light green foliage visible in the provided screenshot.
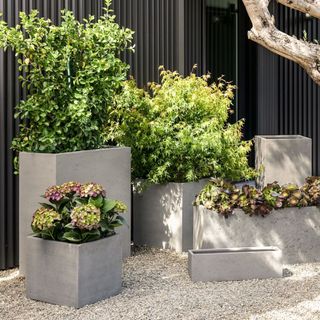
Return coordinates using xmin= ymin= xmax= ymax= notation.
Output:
xmin=109 ymin=68 xmax=256 ymax=183
xmin=0 ymin=0 xmax=133 ymax=154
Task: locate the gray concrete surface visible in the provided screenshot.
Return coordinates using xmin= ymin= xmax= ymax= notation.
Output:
xmin=19 ymin=148 xmax=131 ymax=276
xmin=26 ymin=234 xmax=122 ymax=308
xmin=133 ymin=179 xmax=208 ymax=252
xmin=188 ymin=247 xmax=283 ymax=282
xmin=2 ymin=248 xmax=320 ymax=320
xmin=255 ymin=135 xmax=312 ymax=187
xmin=193 ymin=205 xmax=320 ymax=264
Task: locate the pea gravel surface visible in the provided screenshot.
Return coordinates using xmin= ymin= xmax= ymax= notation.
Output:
xmin=1 ymin=247 xmax=320 ymax=320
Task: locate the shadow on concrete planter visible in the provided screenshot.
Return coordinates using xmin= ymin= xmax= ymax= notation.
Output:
xmin=188 ymin=247 xmax=283 ymax=282
xmin=19 ymin=147 xmax=131 ymax=276
xmin=255 ymin=135 xmax=312 ymax=188
xmin=26 ymin=234 xmax=122 ymax=308
xmin=133 ymin=179 xmax=208 ymax=252
xmin=193 ymin=205 xmax=320 ymax=264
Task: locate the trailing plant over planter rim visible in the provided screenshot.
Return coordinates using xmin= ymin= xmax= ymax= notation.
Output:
xmin=194 ymin=177 xmax=319 ymax=217
xmin=31 ymin=181 xmax=127 ymax=243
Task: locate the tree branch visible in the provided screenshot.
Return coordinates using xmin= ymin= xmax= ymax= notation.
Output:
xmin=277 ymin=0 xmax=320 ymax=19
xmin=242 ymin=0 xmax=320 ymax=85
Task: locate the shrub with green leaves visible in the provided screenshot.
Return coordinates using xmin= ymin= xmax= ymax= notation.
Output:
xmin=108 ymin=68 xmax=256 ymax=184
xmin=0 ymin=0 xmax=133 ymax=155
xmin=31 ymin=182 xmax=127 ymax=243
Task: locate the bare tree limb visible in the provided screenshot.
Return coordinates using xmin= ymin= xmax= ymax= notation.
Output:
xmin=277 ymin=0 xmax=320 ymax=19
xmin=243 ymin=0 xmax=320 ymax=85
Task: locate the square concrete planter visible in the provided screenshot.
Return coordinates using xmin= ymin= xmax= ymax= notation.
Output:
xmin=19 ymin=147 xmax=131 ymax=276
xmin=188 ymin=247 xmax=282 ymax=282
xmin=255 ymin=135 xmax=312 ymax=187
xmin=26 ymin=234 xmax=122 ymax=308
xmin=133 ymin=179 xmax=208 ymax=252
xmin=193 ymin=205 xmax=320 ymax=264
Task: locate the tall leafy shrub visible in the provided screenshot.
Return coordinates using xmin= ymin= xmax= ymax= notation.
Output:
xmin=108 ymin=69 xmax=256 ymax=184
xmin=0 ymin=0 xmax=133 ymax=154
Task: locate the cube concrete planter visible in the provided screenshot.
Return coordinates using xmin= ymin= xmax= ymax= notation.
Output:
xmin=26 ymin=234 xmax=122 ymax=308
xmin=255 ymin=135 xmax=312 ymax=187
xmin=193 ymin=205 xmax=320 ymax=264
xmin=19 ymin=147 xmax=131 ymax=276
xmin=188 ymin=247 xmax=282 ymax=282
xmin=133 ymin=179 xmax=208 ymax=252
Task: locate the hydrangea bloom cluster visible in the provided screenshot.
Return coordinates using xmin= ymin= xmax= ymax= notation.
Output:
xmin=44 ymin=185 xmax=65 ymax=202
xmin=32 ymin=207 xmax=61 ymax=231
xmin=79 ymin=183 xmax=106 ymax=198
xmin=114 ymin=201 xmax=128 ymax=213
xmin=70 ymin=204 xmax=101 ymax=230
xmin=32 ymin=181 xmax=126 ymax=243
xmin=44 ymin=182 xmax=103 ymax=202
xmin=60 ymin=181 xmax=81 ymax=195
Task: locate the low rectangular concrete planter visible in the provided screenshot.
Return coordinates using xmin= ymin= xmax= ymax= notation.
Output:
xmin=188 ymin=247 xmax=282 ymax=282
xmin=255 ymin=135 xmax=312 ymax=187
xmin=19 ymin=147 xmax=131 ymax=276
xmin=133 ymin=179 xmax=208 ymax=252
xmin=193 ymin=205 xmax=320 ymax=264
xmin=26 ymin=234 xmax=122 ymax=308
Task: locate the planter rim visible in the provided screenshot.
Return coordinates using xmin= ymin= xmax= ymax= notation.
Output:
xmin=193 ymin=204 xmax=320 ymax=212
xmin=189 ymin=246 xmax=280 ymax=255
xmin=19 ymin=146 xmax=130 ymax=156
xmin=133 ymin=177 xmax=218 ymax=187
xmin=255 ymin=135 xmax=310 ymax=140
xmin=27 ymin=233 xmax=118 ymax=248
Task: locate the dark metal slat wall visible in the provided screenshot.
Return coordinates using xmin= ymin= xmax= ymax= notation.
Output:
xmin=0 ymin=0 xmax=205 ymax=269
xmin=255 ymin=3 xmax=320 ymax=175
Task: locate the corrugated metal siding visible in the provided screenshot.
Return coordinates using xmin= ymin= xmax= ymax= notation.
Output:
xmin=255 ymin=3 xmax=320 ymax=175
xmin=184 ymin=0 xmax=206 ymax=75
xmin=0 ymin=0 xmax=103 ymax=270
xmin=112 ymin=0 xmax=181 ymax=87
xmin=0 ymin=0 xmax=205 ymax=269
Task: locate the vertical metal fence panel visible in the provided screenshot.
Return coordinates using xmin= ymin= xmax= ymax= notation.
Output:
xmin=0 ymin=0 xmax=206 ymax=269
xmin=0 ymin=0 xmax=102 ymax=270
xmin=255 ymin=3 xmax=320 ymax=175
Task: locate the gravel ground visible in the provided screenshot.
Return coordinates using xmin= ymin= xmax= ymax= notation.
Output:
xmin=1 ymin=248 xmax=320 ymax=320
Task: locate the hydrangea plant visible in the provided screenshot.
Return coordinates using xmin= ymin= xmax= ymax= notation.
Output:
xmin=31 ymin=182 xmax=127 ymax=243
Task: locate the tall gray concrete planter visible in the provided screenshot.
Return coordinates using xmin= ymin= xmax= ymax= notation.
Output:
xmin=188 ymin=247 xmax=283 ymax=282
xmin=255 ymin=135 xmax=312 ymax=187
xmin=193 ymin=205 xmax=320 ymax=264
xmin=26 ymin=234 xmax=122 ymax=308
xmin=133 ymin=179 xmax=208 ymax=252
xmin=19 ymin=147 xmax=131 ymax=276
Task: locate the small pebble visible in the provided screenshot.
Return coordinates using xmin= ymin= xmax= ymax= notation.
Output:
xmin=1 ymin=247 xmax=320 ymax=320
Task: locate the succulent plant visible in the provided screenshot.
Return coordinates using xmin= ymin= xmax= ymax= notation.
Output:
xmin=262 ymin=182 xmax=283 ymax=208
xmin=302 ymin=176 xmax=320 ymax=206
xmin=280 ymin=184 xmax=310 ymax=208
xmin=31 ymin=207 xmax=61 ymax=232
xmin=194 ymin=178 xmax=240 ymax=217
xmin=70 ymin=204 xmax=101 ymax=230
xmin=238 ymin=185 xmax=272 ymax=216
